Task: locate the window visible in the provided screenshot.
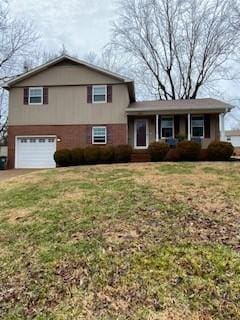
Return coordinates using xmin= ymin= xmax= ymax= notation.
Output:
xmin=92 ymin=127 xmax=107 ymax=144
xmin=161 ymin=116 xmax=174 ymax=138
xmin=39 ymin=138 xmax=45 ymax=143
xmin=48 ymin=138 xmax=55 ymax=143
xmin=191 ymin=115 xmax=204 ymax=138
xmin=20 ymin=138 xmax=28 ymax=143
xmin=92 ymin=85 xmax=107 ymax=103
xmin=29 ymin=138 xmax=36 ymax=143
xmin=29 ymin=87 xmax=43 ymax=104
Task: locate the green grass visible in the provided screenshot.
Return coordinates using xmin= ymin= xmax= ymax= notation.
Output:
xmin=0 ymin=163 xmax=240 ymax=319
xmin=157 ymin=163 xmax=195 ymax=174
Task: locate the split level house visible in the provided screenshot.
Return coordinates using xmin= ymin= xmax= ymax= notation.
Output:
xmin=3 ymin=55 xmax=232 ymax=169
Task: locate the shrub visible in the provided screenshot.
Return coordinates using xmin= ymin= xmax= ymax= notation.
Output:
xmin=71 ymin=148 xmax=84 ymax=165
xmin=148 ymin=142 xmax=170 ymax=162
xmin=198 ymin=149 xmax=208 ymax=161
xmin=207 ymin=141 xmax=234 ymax=161
xmin=114 ymin=144 xmax=132 ymax=163
xmin=164 ymin=149 xmax=180 ymax=162
xmin=84 ymin=146 xmax=100 ymax=164
xmin=54 ymin=149 xmax=72 ymax=167
xmin=176 ymin=141 xmax=201 ymax=161
xmin=100 ymin=146 xmax=115 ymax=164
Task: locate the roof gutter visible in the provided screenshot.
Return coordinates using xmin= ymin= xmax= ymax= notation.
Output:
xmin=126 ymin=108 xmax=229 ymax=112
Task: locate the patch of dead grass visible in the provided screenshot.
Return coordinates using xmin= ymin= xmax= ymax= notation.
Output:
xmin=62 ymin=189 xmax=85 ymax=201
xmin=147 ymin=308 xmax=213 ymax=320
xmin=0 ymin=172 xmax=44 ymax=190
xmin=3 ymin=207 xmax=33 ymax=224
xmin=103 ymin=221 xmax=140 ymax=245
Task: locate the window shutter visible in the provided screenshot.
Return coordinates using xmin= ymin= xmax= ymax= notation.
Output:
xmin=174 ymin=115 xmax=180 ymax=137
xmin=87 ymin=126 xmax=92 ymax=144
xmin=204 ymin=114 xmax=211 ymax=138
xmin=107 ymin=85 xmax=112 ymax=103
xmin=23 ymin=88 xmax=29 ymax=105
xmin=185 ymin=116 xmax=188 ymax=137
xmin=87 ymin=86 xmax=92 ymax=103
xmin=107 ymin=126 xmax=112 ymax=144
xmin=158 ymin=116 xmax=161 ymax=138
xmin=43 ymin=87 xmax=48 ymax=104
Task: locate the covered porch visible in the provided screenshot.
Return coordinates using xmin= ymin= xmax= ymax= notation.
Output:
xmin=126 ymin=99 xmax=231 ymax=150
xmin=128 ymin=113 xmax=224 ymax=149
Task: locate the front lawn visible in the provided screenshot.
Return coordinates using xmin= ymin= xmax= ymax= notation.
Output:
xmin=0 ymin=163 xmax=240 ymax=319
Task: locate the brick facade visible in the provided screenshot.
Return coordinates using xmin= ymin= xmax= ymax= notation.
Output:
xmin=8 ymin=124 xmax=127 ymax=168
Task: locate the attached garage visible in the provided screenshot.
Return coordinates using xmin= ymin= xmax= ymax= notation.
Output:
xmin=15 ymin=136 xmax=57 ymax=169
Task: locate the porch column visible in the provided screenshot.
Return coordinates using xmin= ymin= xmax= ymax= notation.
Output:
xmin=219 ymin=113 xmax=225 ymax=141
xmin=156 ymin=114 xmax=159 ymax=142
xmin=187 ymin=113 xmax=191 ymax=141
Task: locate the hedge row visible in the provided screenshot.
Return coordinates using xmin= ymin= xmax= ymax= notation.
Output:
xmin=148 ymin=140 xmax=234 ymax=162
xmin=54 ymin=145 xmax=132 ymax=167
xmin=54 ymin=141 xmax=234 ymax=167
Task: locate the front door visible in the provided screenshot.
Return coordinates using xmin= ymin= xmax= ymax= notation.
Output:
xmin=134 ymin=119 xmax=149 ymax=149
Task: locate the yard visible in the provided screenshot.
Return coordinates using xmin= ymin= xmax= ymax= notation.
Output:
xmin=0 ymin=163 xmax=240 ymax=320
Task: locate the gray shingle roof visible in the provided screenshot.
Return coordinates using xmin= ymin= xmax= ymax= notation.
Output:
xmin=127 ymin=98 xmax=232 ymax=112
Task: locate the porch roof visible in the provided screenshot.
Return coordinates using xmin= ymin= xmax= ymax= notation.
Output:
xmin=126 ymin=98 xmax=233 ymax=115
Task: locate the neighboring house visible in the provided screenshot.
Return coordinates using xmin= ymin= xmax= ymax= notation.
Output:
xmin=3 ymin=55 xmax=232 ymax=169
xmin=225 ymin=130 xmax=240 ymax=155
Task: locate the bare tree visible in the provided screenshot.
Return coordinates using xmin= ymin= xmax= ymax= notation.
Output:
xmin=0 ymin=0 xmax=39 ymax=139
xmin=84 ymin=46 xmax=153 ymax=99
xmin=84 ymin=45 xmax=133 ymax=76
xmin=111 ymin=0 xmax=240 ymax=100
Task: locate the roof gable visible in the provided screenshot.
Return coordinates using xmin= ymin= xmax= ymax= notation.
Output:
xmin=3 ymin=55 xmax=136 ymax=102
xmin=4 ymin=55 xmax=133 ymax=87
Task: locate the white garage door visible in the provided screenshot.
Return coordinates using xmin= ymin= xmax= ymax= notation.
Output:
xmin=16 ymin=136 xmax=57 ymax=169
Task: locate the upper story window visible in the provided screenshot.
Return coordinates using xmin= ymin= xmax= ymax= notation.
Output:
xmin=92 ymin=126 xmax=107 ymax=144
xmin=161 ymin=116 xmax=174 ymax=138
xmin=29 ymin=87 xmax=43 ymax=105
xmin=191 ymin=115 xmax=204 ymax=138
xmin=92 ymin=85 xmax=107 ymax=103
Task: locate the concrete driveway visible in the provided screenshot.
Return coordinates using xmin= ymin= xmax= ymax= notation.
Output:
xmin=0 ymin=169 xmax=35 ymax=181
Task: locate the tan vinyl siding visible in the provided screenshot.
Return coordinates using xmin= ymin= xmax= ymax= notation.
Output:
xmin=9 ymin=84 xmax=130 ymax=126
xmin=8 ymin=62 xmax=130 ymax=125
xmin=14 ymin=64 xmax=121 ymax=87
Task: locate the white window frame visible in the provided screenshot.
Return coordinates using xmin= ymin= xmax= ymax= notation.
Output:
xmin=161 ymin=116 xmax=174 ymax=139
xmin=92 ymin=85 xmax=107 ymax=104
xmin=29 ymin=87 xmax=43 ymax=105
xmin=191 ymin=115 xmax=204 ymax=138
xmin=92 ymin=126 xmax=107 ymax=144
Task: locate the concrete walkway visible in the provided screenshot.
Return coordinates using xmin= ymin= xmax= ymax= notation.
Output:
xmin=0 ymin=169 xmax=35 ymax=181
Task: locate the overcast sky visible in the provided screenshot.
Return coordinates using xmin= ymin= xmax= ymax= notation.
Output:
xmin=9 ymin=0 xmax=117 ymax=56
xmin=7 ymin=0 xmax=240 ymax=127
